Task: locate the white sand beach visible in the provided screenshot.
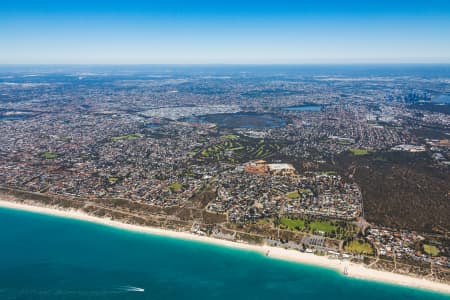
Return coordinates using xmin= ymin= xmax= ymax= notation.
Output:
xmin=0 ymin=199 xmax=449 ymax=295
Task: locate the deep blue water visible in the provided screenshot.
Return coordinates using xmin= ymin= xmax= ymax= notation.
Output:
xmin=282 ymin=105 xmax=322 ymax=112
xmin=0 ymin=115 xmax=28 ymax=121
xmin=144 ymin=123 xmax=161 ymax=128
xmin=433 ymin=95 xmax=450 ymax=104
xmin=0 ymin=207 xmax=449 ymax=300
xmin=179 ymin=116 xmax=209 ymax=124
xmin=199 ymin=112 xmax=286 ymax=128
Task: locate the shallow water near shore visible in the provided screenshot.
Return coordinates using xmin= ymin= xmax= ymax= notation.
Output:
xmin=0 ymin=207 xmax=449 ymax=300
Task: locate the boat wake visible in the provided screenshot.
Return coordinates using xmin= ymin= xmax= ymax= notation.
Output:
xmin=118 ymin=285 xmax=145 ymax=292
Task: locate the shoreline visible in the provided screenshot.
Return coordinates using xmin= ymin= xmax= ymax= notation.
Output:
xmin=0 ymin=199 xmax=449 ymax=295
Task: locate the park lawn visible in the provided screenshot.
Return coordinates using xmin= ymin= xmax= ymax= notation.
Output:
xmin=111 ymin=133 xmax=142 ymax=142
xmin=223 ymin=134 xmax=238 ymax=140
xmin=350 ymin=148 xmax=370 ymax=156
xmin=257 ymin=218 xmax=272 ymax=225
xmin=345 ymin=240 xmax=374 ymax=255
xmin=280 ymin=217 xmax=305 ymax=231
xmin=169 ymin=182 xmax=183 ymax=192
xmin=40 ymin=152 xmax=58 ymax=159
xmin=423 ymin=244 xmax=439 ymax=256
xmin=108 ymin=177 xmax=119 ymax=184
xmin=309 ymin=221 xmax=337 ymax=233
xmin=323 ymin=171 xmax=337 ymax=175
xmin=229 ymin=146 xmax=245 ymax=151
xmin=286 ymin=191 xmax=300 ymax=199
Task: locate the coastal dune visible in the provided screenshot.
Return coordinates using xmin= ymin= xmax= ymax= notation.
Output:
xmin=0 ymin=199 xmax=449 ymax=295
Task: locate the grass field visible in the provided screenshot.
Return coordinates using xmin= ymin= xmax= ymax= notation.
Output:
xmin=345 ymin=240 xmax=374 ymax=255
xmin=169 ymin=182 xmax=183 ymax=192
xmin=322 ymin=171 xmax=337 ymax=175
xmin=108 ymin=177 xmax=119 ymax=184
xmin=278 ymin=218 xmax=355 ymax=239
xmin=280 ymin=217 xmax=305 ymax=231
xmin=286 ymin=191 xmax=300 ymax=199
xmin=350 ymin=148 xmax=370 ymax=156
xmin=111 ymin=133 xmax=142 ymax=141
xmin=222 ymin=134 xmax=238 ymax=140
xmin=194 ymin=138 xmax=281 ymax=162
xmin=40 ymin=152 xmax=58 ymax=159
xmin=423 ymin=244 xmax=439 ymax=256
xmin=309 ymin=220 xmax=337 ymax=234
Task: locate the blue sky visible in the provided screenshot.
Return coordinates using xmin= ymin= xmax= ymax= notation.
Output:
xmin=1 ymin=0 xmax=450 ymax=64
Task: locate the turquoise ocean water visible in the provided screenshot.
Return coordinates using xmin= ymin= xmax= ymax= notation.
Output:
xmin=0 ymin=207 xmax=449 ymax=300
